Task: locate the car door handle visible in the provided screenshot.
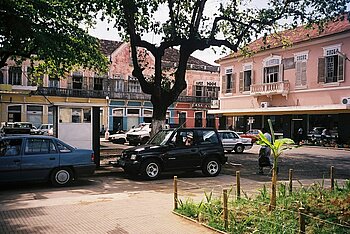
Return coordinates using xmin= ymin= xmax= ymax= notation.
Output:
xmin=49 ymin=157 xmax=56 ymax=160
xmin=168 ymin=157 xmax=176 ymax=160
xmin=13 ymin=159 xmax=20 ymax=163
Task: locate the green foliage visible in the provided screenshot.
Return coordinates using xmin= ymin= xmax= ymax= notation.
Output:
xmin=1 ymin=0 xmax=109 ymax=77
xmin=176 ymin=180 xmax=350 ymax=233
xmin=100 ymin=0 xmax=350 ymax=122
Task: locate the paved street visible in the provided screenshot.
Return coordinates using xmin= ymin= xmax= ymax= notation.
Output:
xmin=0 ymin=145 xmax=349 ymax=233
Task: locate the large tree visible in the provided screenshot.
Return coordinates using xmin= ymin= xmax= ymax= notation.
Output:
xmin=0 ymin=0 xmax=108 ymax=77
xmin=102 ymin=0 xmax=348 ymax=134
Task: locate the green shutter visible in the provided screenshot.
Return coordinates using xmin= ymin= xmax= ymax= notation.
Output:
xmin=232 ymin=73 xmax=236 ymax=93
xmin=301 ymin=61 xmax=307 ymax=86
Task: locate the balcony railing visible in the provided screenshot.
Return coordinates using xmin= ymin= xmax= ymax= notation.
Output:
xmin=35 ymin=87 xmax=216 ymax=103
xmin=250 ymin=81 xmax=290 ymax=96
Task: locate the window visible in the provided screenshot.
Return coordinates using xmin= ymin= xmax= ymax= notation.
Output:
xmin=83 ymin=109 xmax=91 ymax=123
xmin=94 ymin=77 xmax=103 ymax=90
xmin=25 ymin=138 xmax=56 ymax=154
xmin=56 ymin=140 xmax=72 ymax=153
xmin=263 ymin=57 xmax=283 ymax=83
xmin=9 ymin=67 xmax=22 ymax=85
xmin=49 ymin=75 xmax=60 ymax=88
xmin=198 ymin=130 xmax=219 ymax=144
xmin=226 ymin=74 xmax=232 ymax=92
xmin=295 ymin=52 xmax=308 ymax=87
xmin=206 ymin=82 xmax=218 ymax=98
xmin=0 ymin=139 xmax=22 ymax=156
xmin=318 ymin=45 xmax=345 ymax=83
xmin=72 ymin=73 xmax=83 ymax=89
xmin=195 ymin=81 xmax=204 ymax=97
xmin=240 ymin=64 xmax=253 ymax=92
xmin=128 ymin=76 xmax=141 ymax=93
xmin=115 ymin=78 xmax=124 ymax=92
xmin=222 ymin=67 xmax=235 ymax=94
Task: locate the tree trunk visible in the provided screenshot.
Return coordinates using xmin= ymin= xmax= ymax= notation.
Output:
xmin=269 ymin=157 xmax=278 ymax=211
xmin=151 ymin=100 xmax=168 ymax=136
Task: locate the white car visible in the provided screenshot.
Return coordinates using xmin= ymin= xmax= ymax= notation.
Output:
xmin=109 ymin=128 xmax=138 ymax=144
xmin=126 ymin=123 xmax=152 ymax=146
xmin=38 ymin=124 xmax=54 ymax=136
xmin=218 ymin=130 xmax=253 ymax=153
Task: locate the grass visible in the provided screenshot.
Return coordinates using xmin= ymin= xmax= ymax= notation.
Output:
xmin=175 ymin=180 xmax=350 ymax=234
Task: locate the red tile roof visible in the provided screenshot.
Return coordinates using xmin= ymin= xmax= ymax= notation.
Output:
xmin=220 ymin=17 xmax=350 ymax=61
xmin=98 ymin=39 xmax=218 ymax=72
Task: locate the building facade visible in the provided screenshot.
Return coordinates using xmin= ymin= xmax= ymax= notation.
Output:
xmin=0 ymin=40 xmax=220 ymax=134
xmin=210 ymin=19 xmax=350 ymax=144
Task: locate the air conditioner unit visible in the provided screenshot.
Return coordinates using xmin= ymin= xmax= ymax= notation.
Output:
xmin=341 ymin=97 xmax=350 ymax=105
xmin=260 ymin=102 xmax=270 ymax=108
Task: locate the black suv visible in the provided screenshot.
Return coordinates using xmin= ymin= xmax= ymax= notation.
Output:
xmin=117 ymin=128 xmax=227 ymax=179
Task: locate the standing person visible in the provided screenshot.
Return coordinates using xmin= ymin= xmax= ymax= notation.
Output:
xmin=258 ymin=128 xmax=272 ymax=174
xmin=297 ymin=127 xmax=303 ymax=145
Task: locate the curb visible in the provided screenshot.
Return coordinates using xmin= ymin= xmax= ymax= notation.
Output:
xmin=172 ymin=210 xmax=227 ymax=234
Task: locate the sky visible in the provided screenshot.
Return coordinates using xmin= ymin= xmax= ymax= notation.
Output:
xmin=88 ymin=1 xmax=348 ymax=65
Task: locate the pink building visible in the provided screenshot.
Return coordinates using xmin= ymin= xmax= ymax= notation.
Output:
xmin=210 ymin=19 xmax=350 ymax=144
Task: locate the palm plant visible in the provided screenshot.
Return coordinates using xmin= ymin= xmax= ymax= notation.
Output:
xmin=257 ymin=119 xmax=295 ymax=210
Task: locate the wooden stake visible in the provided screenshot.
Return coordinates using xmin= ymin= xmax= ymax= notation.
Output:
xmin=236 ymin=171 xmax=241 ymax=199
xmin=299 ymin=207 xmax=305 ymax=234
xmin=223 ymin=189 xmax=228 ymax=230
xmin=289 ymin=169 xmax=293 ymax=195
xmin=330 ymin=166 xmax=335 ymax=191
xmin=174 ymin=176 xmax=178 ymax=210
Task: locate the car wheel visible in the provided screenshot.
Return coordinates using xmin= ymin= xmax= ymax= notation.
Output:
xmin=50 ymin=168 xmax=73 ymax=186
xmin=234 ymin=144 xmax=244 ymax=153
xmin=202 ymin=158 xmax=221 ymax=177
xmin=141 ymin=159 xmax=161 ymax=180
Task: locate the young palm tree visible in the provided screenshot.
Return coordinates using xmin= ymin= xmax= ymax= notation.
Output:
xmin=257 ymin=119 xmax=294 ymax=211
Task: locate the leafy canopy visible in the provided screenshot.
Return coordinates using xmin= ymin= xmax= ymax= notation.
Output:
xmin=0 ymin=0 xmax=109 ymax=77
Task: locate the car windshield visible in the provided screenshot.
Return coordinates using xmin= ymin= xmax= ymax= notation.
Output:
xmin=148 ymin=129 xmax=174 ymax=145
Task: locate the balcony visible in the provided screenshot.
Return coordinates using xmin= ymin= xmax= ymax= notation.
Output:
xmin=177 ymin=95 xmax=214 ymax=103
xmin=250 ymin=81 xmax=290 ymax=97
xmin=35 ymin=87 xmax=215 ymax=103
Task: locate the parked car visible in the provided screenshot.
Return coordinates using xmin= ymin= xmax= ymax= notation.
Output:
xmin=109 ymin=127 xmax=139 ymax=144
xmin=38 ymin=124 xmax=54 ymax=136
xmin=1 ymin=122 xmax=33 ymax=135
xmin=239 ymin=129 xmax=260 ymax=143
xmin=218 ymin=130 xmax=253 ymax=153
xmin=117 ymin=128 xmax=227 ymax=179
xmin=0 ymin=135 xmax=95 ymax=186
xmin=126 ymin=123 xmax=152 ymax=146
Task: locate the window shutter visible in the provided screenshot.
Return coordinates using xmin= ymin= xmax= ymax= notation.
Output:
xmin=221 ymin=75 xmax=226 ymax=93
xmin=338 ymin=54 xmax=345 ymax=82
xmin=251 ymin=70 xmax=255 ymax=85
xmin=295 ymin=62 xmax=302 ymax=86
xmin=318 ymin=57 xmax=325 ymax=83
xmin=239 ymin=72 xmax=244 ymax=92
xmin=301 ymin=61 xmax=307 ymax=86
xmin=279 ymin=64 xmax=284 ymax=81
xmin=232 ymin=73 xmax=236 ymax=93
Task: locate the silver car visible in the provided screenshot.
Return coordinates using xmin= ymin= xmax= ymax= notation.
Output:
xmin=218 ymin=130 xmax=253 ymax=153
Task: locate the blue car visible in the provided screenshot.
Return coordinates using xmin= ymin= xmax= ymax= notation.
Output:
xmin=0 ymin=135 xmax=96 ymax=186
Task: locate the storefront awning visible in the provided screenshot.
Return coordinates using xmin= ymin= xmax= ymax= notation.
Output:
xmin=208 ymin=104 xmax=350 ymax=116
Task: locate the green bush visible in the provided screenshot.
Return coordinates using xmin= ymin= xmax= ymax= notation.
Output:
xmin=175 ymin=180 xmax=350 ymax=234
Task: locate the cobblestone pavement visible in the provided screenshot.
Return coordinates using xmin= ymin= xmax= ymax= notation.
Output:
xmin=0 ymin=144 xmax=349 ymax=233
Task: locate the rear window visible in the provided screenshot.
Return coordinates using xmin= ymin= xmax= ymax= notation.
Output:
xmin=197 ymin=130 xmax=219 ymax=144
xmin=0 ymin=139 xmax=22 ymax=156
